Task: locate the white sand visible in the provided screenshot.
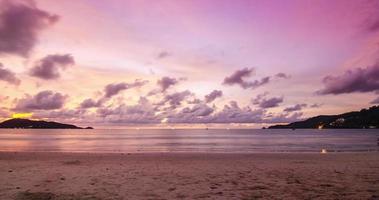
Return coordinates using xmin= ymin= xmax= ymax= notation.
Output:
xmin=1 ymin=152 xmax=379 ymax=200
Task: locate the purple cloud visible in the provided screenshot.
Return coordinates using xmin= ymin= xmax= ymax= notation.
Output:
xmin=0 ymin=107 xmax=9 ymax=118
xmin=148 ymin=76 xmax=186 ymax=96
xmin=166 ymin=104 xmax=214 ymax=123
xmin=29 ymin=54 xmax=75 ymax=80
xmin=97 ymin=97 xmax=160 ymax=123
xmin=104 ymin=79 xmax=148 ymax=98
xmin=223 ymin=68 xmax=270 ymax=89
xmin=204 ymin=90 xmax=223 ymax=103
xmin=159 ymin=90 xmax=192 ymax=108
xmin=0 ymin=63 xmax=20 ymax=85
xmin=263 ymin=112 xmax=304 ymax=124
xmin=258 ymin=97 xmax=283 ymax=108
xmin=275 ymin=73 xmax=291 ymax=79
xmin=371 ymin=97 xmax=379 ymax=104
xmin=209 ymin=101 xmax=265 ymax=123
xmin=283 ymin=103 xmax=307 ymax=112
xmin=310 ymin=103 xmax=323 ymax=108
xmin=317 ymin=64 xmax=379 ymax=95
xmin=157 ymin=51 xmax=171 ymax=59
xmin=365 ymin=1 xmax=379 ymax=33
xmin=79 ymin=98 xmax=103 ymax=109
xmin=251 ymin=92 xmax=284 ymax=108
xmin=252 ymin=94 xmax=283 ymax=108
xmin=0 ymin=0 xmax=59 ymax=57
xmin=14 ymin=90 xmax=67 ymax=111
xmin=158 ymin=76 xmax=179 ymax=92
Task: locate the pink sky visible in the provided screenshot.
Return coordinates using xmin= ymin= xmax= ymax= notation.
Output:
xmin=0 ymin=0 xmax=379 ymax=128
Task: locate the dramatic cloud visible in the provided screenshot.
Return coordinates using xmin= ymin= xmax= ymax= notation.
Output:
xmin=204 ymin=90 xmax=223 ymax=103
xmin=0 ymin=63 xmax=20 ymax=85
xmin=104 ymin=79 xmax=148 ymax=98
xmin=79 ymin=98 xmax=103 ymax=109
xmin=209 ymin=101 xmax=265 ymax=123
xmin=14 ymin=90 xmax=67 ymax=111
xmin=317 ymin=64 xmax=379 ymax=95
xmin=158 ymin=76 xmax=179 ymax=92
xmin=0 ymin=0 xmax=59 ymax=57
xmin=252 ymin=94 xmax=283 ymax=108
xmin=97 ymin=97 xmax=160 ymax=123
xmin=258 ymin=97 xmax=283 ymax=108
xmin=284 ymin=104 xmax=307 ymax=112
xmin=223 ymin=68 xmax=270 ymax=89
xmin=148 ymin=76 xmax=186 ymax=96
xmin=29 ymin=54 xmax=75 ymax=80
xmin=159 ymin=90 xmax=192 ymax=108
xmin=165 ymin=104 xmax=214 ymax=123
xmin=163 ymin=101 xmax=263 ymax=124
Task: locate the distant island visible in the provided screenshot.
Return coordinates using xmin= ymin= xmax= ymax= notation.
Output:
xmin=268 ymin=106 xmax=379 ymax=129
xmin=0 ymin=118 xmax=93 ymax=129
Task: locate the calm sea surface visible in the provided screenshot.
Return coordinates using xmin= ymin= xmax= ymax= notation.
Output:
xmin=0 ymin=129 xmax=378 ymax=153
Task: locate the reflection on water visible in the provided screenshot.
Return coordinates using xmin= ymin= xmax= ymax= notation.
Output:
xmin=0 ymin=129 xmax=378 ymax=153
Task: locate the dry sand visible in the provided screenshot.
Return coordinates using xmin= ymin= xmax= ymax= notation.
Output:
xmin=0 ymin=152 xmax=379 ymax=200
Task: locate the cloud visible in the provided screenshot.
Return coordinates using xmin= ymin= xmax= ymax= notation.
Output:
xmin=204 ymin=90 xmax=223 ymax=103
xmin=104 ymin=79 xmax=148 ymax=98
xmin=35 ymin=108 xmax=84 ymax=119
xmin=80 ymin=80 xmax=149 ymax=109
xmin=223 ymin=68 xmax=270 ymax=89
xmin=147 ymin=76 xmax=186 ymax=96
xmin=158 ymin=90 xmax=192 ymax=108
xmin=163 ymin=101 xmax=263 ymax=124
xmin=275 ymin=73 xmax=291 ymax=79
xmin=283 ymin=104 xmax=307 ymax=112
xmin=371 ymin=97 xmax=379 ymax=104
xmin=252 ymin=93 xmax=284 ymax=108
xmin=14 ymin=90 xmax=67 ymax=111
xmin=29 ymin=54 xmax=75 ymax=80
xmin=364 ymin=1 xmax=379 ymax=32
xmin=258 ymin=97 xmax=283 ymax=108
xmin=310 ymin=103 xmax=323 ymax=108
xmin=0 ymin=63 xmax=20 ymax=85
xmin=263 ymin=112 xmax=304 ymax=124
xmin=317 ymin=64 xmax=379 ymax=95
xmin=97 ymin=97 xmax=160 ymax=123
xmin=0 ymin=109 xmax=10 ymax=119
xmin=79 ymin=98 xmax=103 ymax=109
xmin=0 ymin=0 xmax=59 ymax=57
xmin=157 ymin=51 xmax=171 ymax=59
xmin=209 ymin=101 xmax=265 ymax=123
xmin=157 ymin=76 xmax=179 ymax=92
xmin=165 ymin=103 xmax=214 ymax=123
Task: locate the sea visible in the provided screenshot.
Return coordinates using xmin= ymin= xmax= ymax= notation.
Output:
xmin=0 ymin=129 xmax=378 ymax=153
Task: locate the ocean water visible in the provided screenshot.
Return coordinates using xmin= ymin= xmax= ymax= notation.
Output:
xmin=0 ymin=129 xmax=378 ymax=153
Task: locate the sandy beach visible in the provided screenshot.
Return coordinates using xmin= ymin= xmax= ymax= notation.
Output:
xmin=0 ymin=152 xmax=379 ymax=200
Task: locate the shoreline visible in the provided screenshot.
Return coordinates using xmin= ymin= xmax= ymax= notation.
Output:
xmin=1 ymin=152 xmax=379 ymax=199
xmin=1 ymin=148 xmax=378 ymax=154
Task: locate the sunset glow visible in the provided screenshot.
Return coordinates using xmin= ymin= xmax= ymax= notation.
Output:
xmin=0 ymin=0 xmax=379 ymax=128
xmin=11 ymin=113 xmax=33 ymax=119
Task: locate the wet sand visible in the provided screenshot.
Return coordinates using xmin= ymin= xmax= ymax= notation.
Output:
xmin=1 ymin=152 xmax=379 ymax=200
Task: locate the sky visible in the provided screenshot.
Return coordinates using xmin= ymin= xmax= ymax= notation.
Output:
xmin=0 ymin=0 xmax=379 ymax=128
